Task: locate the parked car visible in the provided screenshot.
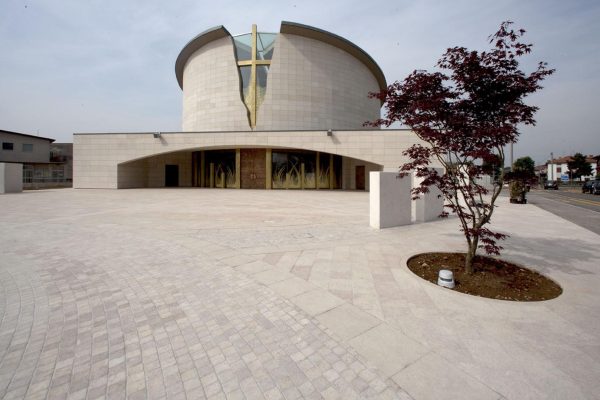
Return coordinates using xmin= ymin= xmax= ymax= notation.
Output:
xmin=544 ymin=181 xmax=559 ymax=190
xmin=582 ymin=180 xmax=597 ymax=193
xmin=592 ymin=181 xmax=600 ymax=195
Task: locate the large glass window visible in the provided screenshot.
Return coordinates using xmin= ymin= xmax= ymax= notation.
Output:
xmin=317 ymin=153 xmax=342 ymax=189
xmin=2 ymin=142 xmax=14 ymax=151
xmin=256 ymin=65 xmax=269 ymax=108
xmin=232 ymin=26 xmax=277 ymax=128
xmin=205 ymin=150 xmax=236 ymax=188
xmin=239 ymin=65 xmax=252 ymax=106
xmin=272 ymin=151 xmax=317 ymax=189
xmin=233 ymin=34 xmax=252 ymax=61
xmin=257 ymin=33 xmax=276 ymax=60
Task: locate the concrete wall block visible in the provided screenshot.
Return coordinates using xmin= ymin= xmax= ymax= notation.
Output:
xmin=0 ymin=163 xmax=23 ymax=194
xmin=414 ymin=181 xmax=444 ymax=224
xmin=412 ymin=168 xmax=445 ymax=223
xmin=369 ymin=171 xmax=411 ymax=229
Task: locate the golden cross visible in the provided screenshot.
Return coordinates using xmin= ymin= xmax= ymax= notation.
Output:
xmin=236 ymin=24 xmax=271 ymax=129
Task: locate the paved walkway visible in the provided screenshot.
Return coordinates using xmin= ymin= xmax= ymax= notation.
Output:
xmin=1 ymin=189 xmax=598 ymax=399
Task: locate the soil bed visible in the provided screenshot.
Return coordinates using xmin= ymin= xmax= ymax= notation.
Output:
xmin=407 ymin=252 xmax=562 ymax=301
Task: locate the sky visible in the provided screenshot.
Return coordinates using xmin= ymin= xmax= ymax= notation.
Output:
xmin=1 ymin=0 xmax=598 ymax=165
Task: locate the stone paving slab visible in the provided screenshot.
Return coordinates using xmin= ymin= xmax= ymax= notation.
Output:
xmin=392 ymin=353 xmax=501 ymax=400
xmin=252 ymin=268 xmax=294 ymax=286
xmin=315 ymin=303 xmax=382 ymax=341
xmin=288 ymin=290 xmax=345 ymax=317
xmin=347 ymin=324 xmax=429 ymax=378
xmin=1 ymin=188 xmax=599 ymax=399
xmin=267 ymin=277 xmax=318 ymax=299
xmin=0 ymin=189 xmax=411 ymax=400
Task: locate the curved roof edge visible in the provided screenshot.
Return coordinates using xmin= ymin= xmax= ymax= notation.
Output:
xmin=280 ymin=21 xmax=387 ymax=96
xmin=175 ymin=25 xmax=232 ymax=89
xmin=174 ymin=22 xmax=387 ymax=100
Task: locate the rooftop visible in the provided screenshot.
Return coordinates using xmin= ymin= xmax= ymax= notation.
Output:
xmin=0 ymin=129 xmax=55 ymax=143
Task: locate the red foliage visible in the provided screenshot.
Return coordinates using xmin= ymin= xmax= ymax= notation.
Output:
xmin=368 ymin=22 xmax=554 ymax=271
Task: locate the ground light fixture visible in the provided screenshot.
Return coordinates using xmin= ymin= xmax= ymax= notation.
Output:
xmin=437 ymin=269 xmax=455 ymax=288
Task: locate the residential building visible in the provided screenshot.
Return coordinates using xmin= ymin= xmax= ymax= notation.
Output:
xmin=546 ymin=155 xmax=599 ymax=182
xmin=0 ymin=129 xmax=72 ymax=188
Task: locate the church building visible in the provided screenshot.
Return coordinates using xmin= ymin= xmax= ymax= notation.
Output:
xmin=74 ymin=21 xmax=420 ymax=190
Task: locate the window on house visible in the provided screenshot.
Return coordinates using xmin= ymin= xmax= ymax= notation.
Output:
xmin=557 ymin=167 xmax=562 ymax=173
xmin=2 ymin=142 xmax=14 ymax=150
xmin=22 ymin=143 xmax=33 ymax=152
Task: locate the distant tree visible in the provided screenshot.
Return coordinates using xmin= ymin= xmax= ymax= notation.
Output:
xmin=513 ymin=156 xmax=535 ymax=175
xmin=368 ymin=21 xmax=554 ymax=274
xmin=506 ymin=156 xmax=537 ymax=202
xmin=567 ymin=153 xmax=592 ymax=180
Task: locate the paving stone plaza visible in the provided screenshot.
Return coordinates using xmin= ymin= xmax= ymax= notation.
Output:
xmin=1 ymin=189 xmax=599 ymax=399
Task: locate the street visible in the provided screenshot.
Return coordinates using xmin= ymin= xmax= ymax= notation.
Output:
xmin=526 ymin=188 xmax=600 ymax=235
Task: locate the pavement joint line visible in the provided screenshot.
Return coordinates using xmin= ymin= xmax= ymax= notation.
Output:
xmin=391 ymin=350 xmax=433 ymax=377
xmin=342 ymin=320 xmax=384 ymax=341
xmin=432 ymin=349 xmax=507 ymax=398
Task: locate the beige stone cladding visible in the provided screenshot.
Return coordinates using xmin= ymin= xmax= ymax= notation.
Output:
xmin=74 ymin=130 xmax=424 ymax=189
xmin=118 ymin=151 xmax=192 ymax=188
xmin=182 ymin=37 xmax=250 ymax=132
xmin=341 ymin=156 xmax=382 ymax=190
xmin=256 ymin=34 xmax=382 ymax=131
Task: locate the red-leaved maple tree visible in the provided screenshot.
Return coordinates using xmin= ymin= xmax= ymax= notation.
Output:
xmin=368 ymin=22 xmax=554 ymax=273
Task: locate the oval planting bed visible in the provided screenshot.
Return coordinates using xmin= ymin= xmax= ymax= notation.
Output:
xmin=407 ymin=252 xmax=562 ymax=301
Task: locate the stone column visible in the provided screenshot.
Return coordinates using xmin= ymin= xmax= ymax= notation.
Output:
xmin=200 ymin=151 xmax=205 ymax=188
xmin=235 ymin=149 xmax=241 ymax=189
xmin=329 ymin=154 xmax=334 ymax=189
xmin=369 ymin=171 xmax=411 ymax=229
xmin=316 ymin=152 xmax=320 ymax=190
xmin=265 ymin=148 xmax=272 ymax=189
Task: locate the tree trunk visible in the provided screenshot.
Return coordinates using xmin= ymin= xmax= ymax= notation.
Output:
xmin=465 ymin=236 xmax=479 ymax=274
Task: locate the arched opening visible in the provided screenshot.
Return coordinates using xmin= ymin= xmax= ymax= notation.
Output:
xmin=118 ymin=147 xmax=382 ymax=190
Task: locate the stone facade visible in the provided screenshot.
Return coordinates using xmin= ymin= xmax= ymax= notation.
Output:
xmin=255 ymin=34 xmax=380 ymax=131
xmin=74 ymin=22 xmax=424 ymax=191
xmin=182 ymin=37 xmax=250 ymax=132
xmin=74 ymin=130 xmax=422 ymax=189
xmin=179 ymin=22 xmax=384 ymax=132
